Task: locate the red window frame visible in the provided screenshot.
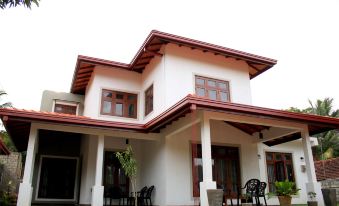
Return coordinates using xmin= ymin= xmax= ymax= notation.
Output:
xmin=145 ymin=84 xmax=153 ymax=116
xmin=101 ymin=89 xmax=137 ymax=118
xmin=195 ymin=76 xmax=230 ymax=102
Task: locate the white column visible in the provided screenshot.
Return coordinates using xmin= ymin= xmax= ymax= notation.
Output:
xmin=301 ymin=129 xmax=325 ymax=206
xmin=199 ymin=113 xmax=216 ymax=206
xmin=91 ymin=135 xmax=105 ymax=206
xmin=17 ymin=125 xmax=38 ymax=206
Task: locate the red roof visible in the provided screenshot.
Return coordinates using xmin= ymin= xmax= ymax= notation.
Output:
xmin=1 ymin=95 xmax=339 ymax=151
xmin=71 ymin=30 xmax=277 ymax=94
xmin=315 ymin=157 xmax=339 ymax=181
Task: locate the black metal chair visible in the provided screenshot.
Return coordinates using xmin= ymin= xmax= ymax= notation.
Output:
xmin=141 ymin=185 xmax=154 ymax=205
xmin=236 ymin=179 xmax=261 ymax=206
xmin=128 ymin=186 xmax=148 ymax=206
xmin=254 ymin=182 xmax=267 ymax=206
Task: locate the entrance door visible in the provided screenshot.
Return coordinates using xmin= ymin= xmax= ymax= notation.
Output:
xmin=103 ymin=151 xmax=129 ymax=196
xmin=192 ymin=144 xmax=241 ymax=197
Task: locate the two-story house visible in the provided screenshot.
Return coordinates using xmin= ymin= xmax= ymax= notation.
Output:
xmin=1 ymin=30 xmax=339 ymax=206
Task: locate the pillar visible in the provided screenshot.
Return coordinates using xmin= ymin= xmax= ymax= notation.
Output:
xmin=17 ymin=125 xmax=38 ymax=206
xmin=199 ymin=113 xmax=216 ymax=206
xmin=301 ymin=129 xmax=325 ymax=206
xmin=91 ymin=135 xmax=105 ymax=206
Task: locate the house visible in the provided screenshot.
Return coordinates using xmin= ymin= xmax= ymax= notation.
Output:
xmin=0 ymin=30 xmax=339 ymax=206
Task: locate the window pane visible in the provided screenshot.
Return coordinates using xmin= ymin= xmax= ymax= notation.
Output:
xmin=276 ymin=154 xmax=282 ymax=161
xmin=220 ymin=92 xmax=228 ymax=102
xmin=128 ymin=104 xmax=135 ymax=117
xmin=286 ymin=164 xmax=293 ymax=181
xmin=116 ymin=94 xmax=124 ymax=99
xmin=54 ymin=104 xmax=77 ymax=115
xmin=128 ymin=95 xmax=136 ymax=100
xmin=208 ymin=80 xmax=216 ymax=87
xmin=275 ymin=162 xmax=285 ymax=181
xmin=103 ymin=91 xmax=113 ymax=98
xmin=197 ymin=88 xmax=205 ymax=97
xmin=196 ymin=78 xmax=205 ymax=86
xmin=208 ymin=90 xmax=217 ymax=100
xmin=218 ymin=82 xmax=227 ymax=89
xmin=266 ymin=153 xmax=273 ymax=161
xmin=285 ymin=154 xmax=292 ymax=161
xmin=103 ymin=101 xmax=112 ymax=113
xmin=115 ymin=103 xmax=123 ymax=116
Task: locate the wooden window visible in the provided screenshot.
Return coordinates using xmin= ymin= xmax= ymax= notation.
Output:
xmin=266 ymin=152 xmax=295 ymax=192
xmin=191 ymin=144 xmax=241 ymax=198
xmin=101 ymin=89 xmax=137 ymax=118
xmin=145 ymin=84 xmax=153 ymax=116
xmin=195 ymin=76 xmax=230 ymax=102
xmin=54 ymin=103 xmax=77 ymax=115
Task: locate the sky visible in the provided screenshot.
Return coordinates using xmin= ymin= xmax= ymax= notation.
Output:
xmin=1 ymin=0 xmax=339 ymax=111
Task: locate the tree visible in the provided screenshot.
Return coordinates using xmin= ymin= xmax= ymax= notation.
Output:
xmin=0 ymin=131 xmax=16 ymax=152
xmin=115 ymin=146 xmax=138 ymax=205
xmin=0 ymin=90 xmax=12 ymax=109
xmin=287 ymin=98 xmax=339 ymax=160
xmin=0 ymin=0 xmax=40 ymax=9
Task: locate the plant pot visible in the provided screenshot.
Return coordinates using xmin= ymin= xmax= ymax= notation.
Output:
xmin=307 ymin=201 xmax=318 ymax=206
xmin=278 ymin=196 xmax=292 ymax=206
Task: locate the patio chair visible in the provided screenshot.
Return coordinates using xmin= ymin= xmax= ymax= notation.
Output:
xmin=254 ymin=182 xmax=267 ymax=206
xmin=141 ymin=185 xmax=154 ymax=205
xmin=207 ymin=189 xmax=224 ymax=206
xmin=236 ymin=179 xmax=260 ymax=206
xmin=128 ymin=186 xmax=148 ymax=205
xmin=104 ymin=186 xmax=122 ymax=206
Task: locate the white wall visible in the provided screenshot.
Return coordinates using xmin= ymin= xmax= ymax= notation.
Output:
xmin=83 ymin=43 xmax=253 ymax=123
xmin=164 ymin=43 xmax=252 ymax=108
xmin=83 ymin=66 xmax=142 ymax=123
xmin=258 ymin=139 xmax=309 ymax=205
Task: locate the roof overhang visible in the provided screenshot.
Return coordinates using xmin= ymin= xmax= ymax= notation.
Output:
xmin=71 ymin=30 xmax=277 ymax=94
xmin=2 ymin=95 xmax=338 ymax=151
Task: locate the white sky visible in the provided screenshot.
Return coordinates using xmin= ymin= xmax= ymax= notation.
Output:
xmin=1 ymin=0 xmax=339 ymax=111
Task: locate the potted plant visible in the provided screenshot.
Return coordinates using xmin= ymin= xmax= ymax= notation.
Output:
xmin=268 ymin=180 xmax=300 ymax=206
xmin=307 ymin=191 xmax=317 ymax=206
xmin=116 ymin=146 xmax=138 ymax=206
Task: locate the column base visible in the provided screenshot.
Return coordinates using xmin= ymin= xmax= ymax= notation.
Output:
xmin=17 ymin=182 xmax=33 ymax=206
xmin=306 ymin=182 xmax=325 ymax=206
xmin=91 ymin=185 xmax=104 ymax=206
xmin=200 ymin=181 xmax=216 ymax=206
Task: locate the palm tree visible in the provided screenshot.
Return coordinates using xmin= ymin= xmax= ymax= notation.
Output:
xmin=305 ymin=98 xmax=339 ymax=160
xmin=0 ymin=90 xmax=12 ymax=108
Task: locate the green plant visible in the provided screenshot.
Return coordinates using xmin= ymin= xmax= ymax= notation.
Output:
xmin=308 ymin=191 xmax=316 ymax=201
xmin=0 ymin=180 xmax=16 ymax=206
xmin=116 ymin=146 xmax=138 ymax=206
xmin=268 ymin=180 xmax=300 ymax=198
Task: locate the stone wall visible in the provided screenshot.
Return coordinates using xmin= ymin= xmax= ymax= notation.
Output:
xmin=321 ymin=178 xmax=339 ymax=201
xmin=0 ymin=152 xmax=22 ymax=193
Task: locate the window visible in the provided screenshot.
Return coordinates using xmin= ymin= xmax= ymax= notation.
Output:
xmin=145 ymin=84 xmax=153 ymax=116
xmin=266 ymin=152 xmax=295 ymax=192
xmin=191 ymin=144 xmax=240 ymax=197
xmin=195 ymin=76 xmax=230 ymax=102
xmin=101 ymin=89 xmax=137 ymax=118
xmin=54 ymin=101 xmax=78 ymax=115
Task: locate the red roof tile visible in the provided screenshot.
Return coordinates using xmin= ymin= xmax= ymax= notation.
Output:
xmin=315 ymin=157 xmax=339 ymax=181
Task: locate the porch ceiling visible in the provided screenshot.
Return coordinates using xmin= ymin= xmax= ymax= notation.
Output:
xmin=1 ymin=95 xmax=339 ymax=151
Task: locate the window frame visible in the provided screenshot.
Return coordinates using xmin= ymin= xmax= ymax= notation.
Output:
xmin=265 ymin=152 xmax=295 ymax=192
xmin=53 ymin=100 xmax=79 ymax=115
xmin=195 ymin=76 xmax=231 ymax=102
xmin=100 ymin=89 xmax=138 ymax=119
xmin=144 ymin=84 xmax=154 ymax=116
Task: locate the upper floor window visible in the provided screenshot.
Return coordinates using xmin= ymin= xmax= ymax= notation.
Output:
xmin=266 ymin=152 xmax=295 ymax=192
xmin=54 ymin=100 xmax=78 ymax=115
xmin=195 ymin=76 xmax=230 ymax=102
xmin=145 ymin=84 xmax=153 ymax=116
xmin=101 ymin=89 xmax=137 ymax=118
